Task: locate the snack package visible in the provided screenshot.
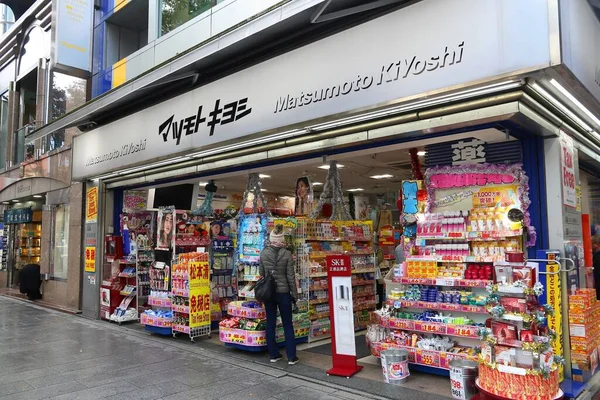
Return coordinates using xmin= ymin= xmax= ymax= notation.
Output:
xmin=515 ymin=349 xmax=534 ymax=368
xmin=495 ymin=345 xmax=516 ymax=366
xmin=500 ymin=297 xmax=528 ymax=314
xmin=492 ymin=320 xmax=520 ymax=347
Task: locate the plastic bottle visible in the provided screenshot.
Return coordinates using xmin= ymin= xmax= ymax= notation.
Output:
xmin=122 ymin=224 xmax=130 ymax=256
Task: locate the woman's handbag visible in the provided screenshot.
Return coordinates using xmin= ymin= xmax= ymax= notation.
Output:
xmin=254 ymin=271 xmax=276 ymax=302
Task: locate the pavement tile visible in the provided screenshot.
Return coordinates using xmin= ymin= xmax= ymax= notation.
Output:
xmin=0 ymin=381 xmax=87 ymax=400
xmin=0 ymin=381 xmax=34 ymax=397
xmin=50 ymin=380 xmax=139 ymax=400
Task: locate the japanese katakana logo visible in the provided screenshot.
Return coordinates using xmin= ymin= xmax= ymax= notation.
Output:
xmin=159 ymin=97 xmax=252 ymax=145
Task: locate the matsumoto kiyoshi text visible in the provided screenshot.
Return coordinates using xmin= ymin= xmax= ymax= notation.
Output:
xmin=274 ymin=41 xmax=465 ymax=113
xmin=85 ymin=139 xmax=147 ymax=166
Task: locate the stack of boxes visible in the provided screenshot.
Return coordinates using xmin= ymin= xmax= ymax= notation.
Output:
xmin=569 ymin=289 xmax=600 ymax=382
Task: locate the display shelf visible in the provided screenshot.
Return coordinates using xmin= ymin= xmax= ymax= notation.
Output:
xmin=309 ymin=268 xmax=376 ymax=278
xmin=141 ymin=313 xmax=172 ymax=328
xmin=416 ymin=230 xmax=522 ymax=241
xmin=309 ymin=311 xmax=330 ymax=320
xmin=378 ymin=316 xmax=479 ymax=339
xmin=241 ymin=275 xmax=260 ymax=282
xmin=368 ymin=341 xmax=477 ymax=370
xmin=227 ymin=303 xmax=266 ymax=319
xmin=119 ymin=287 xmax=136 ymax=296
xmin=172 ymin=288 xmax=189 ymax=297
xmin=309 ymin=251 xmax=374 ymax=258
xmin=394 ymin=277 xmax=492 ymax=288
xmin=172 ymin=304 xmax=189 ymax=314
xmin=406 ymin=256 xmax=504 ymax=263
xmin=148 ymin=297 xmax=171 ymax=307
xmin=309 ymin=298 xmax=329 ymax=305
xmin=386 ymin=299 xmax=487 ymax=314
xmin=118 ymin=273 xmax=136 ymax=278
xmin=173 ymin=324 xmax=190 ymax=334
xmin=305 ymin=236 xmax=373 ymax=242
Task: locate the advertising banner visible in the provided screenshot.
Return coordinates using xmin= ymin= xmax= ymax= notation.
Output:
xmin=85 ymin=246 xmax=96 ymax=273
xmin=189 ymin=261 xmax=210 ymax=328
xmin=85 ymin=187 xmax=98 ymax=222
xmin=53 ymin=0 xmax=94 ymax=72
xmin=560 ymin=132 xmax=577 ymax=208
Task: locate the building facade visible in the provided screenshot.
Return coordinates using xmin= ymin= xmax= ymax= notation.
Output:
xmin=4 ymin=0 xmax=600 ymax=396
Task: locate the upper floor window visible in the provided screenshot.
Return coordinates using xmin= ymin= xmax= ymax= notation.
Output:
xmin=160 ymin=0 xmax=216 ymax=36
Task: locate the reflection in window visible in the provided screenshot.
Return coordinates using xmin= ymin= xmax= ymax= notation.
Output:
xmin=160 ymin=0 xmax=216 ymax=36
xmin=19 ymin=26 xmax=45 ymax=76
xmin=0 ymin=93 xmax=8 ymax=170
xmin=52 ymin=205 xmax=69 ymax=280
xmin=46 ymin=72 xmax=87 ymax=153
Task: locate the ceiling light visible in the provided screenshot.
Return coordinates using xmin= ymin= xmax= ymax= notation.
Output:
xmin=198 ymin=182 xmax=208 ymax=186
xmin=370 ymin=174 xmax=393 ymax=179
xmin=318 ymin=164 xmax=344 ymax=170
xmin=33 ymin=195 xmax=43 ymax=198
xmin=260 ymin=189 xmax=268 ymax=192
xmin=12 ymin=199 xmax=19 ymax=202
xmin=2 ymin=202 xmax=8 ymax=205
xmin=259 ymin=174 xmax=271 ymax=179
xmin=347 ymin=188 xmax=364 ymax=192
xmin=417 ymin=151 xmax=427 ymax=156
xmin=312 ymin=182 xmax=323 ymax=186
xmin=549 ymin=79 xmax=600 ymax=128
xmin=530 ymin=82 xmax=593 ymax=132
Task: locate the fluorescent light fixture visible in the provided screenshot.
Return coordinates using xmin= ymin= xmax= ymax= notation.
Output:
xmin=347 ymin=188 xmax=364 ymax=192
xmin=189 ymin=129 xmax=306 ymax=159
xmin=417 ymin=151 xmax=427 ymax=156
xmin=12 ymin=199 xmax=19 ymax=202
xmin=312 ymin=182 xmax=323 ymax=186
xmin=370 ymin=174 xmax=393 ymax=179
xmin=33 ymin=195 xmax=43 ymax=198
xmin=549 ymin=79 xmax=600 ymax=128
xmin=318 ymin=164 xmax=344 ymax=170
xmin=259 ymin=174 xmax=271 ymax=179
xmin=308 ymin=80 xmax=523 ymax=131
xmin=198 ymin=182 xmax=209 ymax=186
xmin=531 ymin=82 xmax=593 ymax=132
xmin=260 ymin=188 xmax=268 ymax=192
xmin=2 ymin=202 xmax=8 ymax=205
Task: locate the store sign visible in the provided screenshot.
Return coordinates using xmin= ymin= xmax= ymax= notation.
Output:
xmin=559 ymin=132 xmax=577 ymax=208
xmin=559 ymin=0 xmax=600 ymax=105
xmin=451 ymin=139 xmax=486 ymax=165
xmin=85 ymin=187 xmax=98 ymax=222
xmin=85 ymin=246 xmax=96 ymax=273
xmin=426 ymin=140 xmax=522 ymax=167
xmin=16 ymin=181 xmax=32 ymax=197
xmin=53 ymin=0 xmax=94 ymax=72
xmin=189 ymin=261 xmax=210 ymax=328
xmin=72 ymin=0 xmax=551 ymax=179
xmin=3 ymin=208 xmax=33 ymax=224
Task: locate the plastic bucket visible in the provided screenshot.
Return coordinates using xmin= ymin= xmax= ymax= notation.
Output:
xmin=449 ymin=359 xmax=479 ymax=399
xmin=380 ymin=349 xmax=409 ymax=384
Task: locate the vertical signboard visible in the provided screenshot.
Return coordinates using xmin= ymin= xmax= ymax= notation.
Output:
xmin=52 ymin=0 xmax=94 ymax=72
xmin=560 ymin=132 xmax=577 ymax=208
xmin=537 ymin=250 xmax=564 ymax=381
xmin=189 ymin=261 xmax=210 ymax=328
xmin=85 ymin=246 xmax=96 ymax=273
xmin=326 ymin=255 xmax=363 ymax=377
xmin=85 ymin=187 xmax=98 ymax=223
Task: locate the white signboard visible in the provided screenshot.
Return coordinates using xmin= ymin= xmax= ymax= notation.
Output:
xmin=53 ymin=0 xmax=94 ymax=72
xmin=331 ymin=276 xmax=356 ymax=356
xmin=560 ymin=0 xmax=600 ymax=105
xmin=560 ymin=131 xmax=577 ymax=208
xmin=72 ymin=0 xmax=551 ymax=179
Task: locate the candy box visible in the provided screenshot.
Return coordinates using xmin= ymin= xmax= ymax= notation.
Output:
xmin=500 ymin=297 xmax=527 ymax=314
xmin=515 ymin=349 xmax=534 ymax=368
xmin=494 ymin=345 xmax=516 ymax=366
xmin=480 ymin=342 xmax=493 ymax=363
xmin=511 ymin=265 xmax=535 ymax=287
xmin=492 ymin=320 xmax=519 ymax=347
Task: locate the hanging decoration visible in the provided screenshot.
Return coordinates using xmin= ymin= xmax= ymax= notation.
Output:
xmin=409 ymin=148 xmax=424 ymax=180
xmin=238 ymin=173 xmax=271 ymax=217
xmin=192 ymin=180 xmax=218 ymax=216
xmin=309 ymin=161 xmax=352 ymax=220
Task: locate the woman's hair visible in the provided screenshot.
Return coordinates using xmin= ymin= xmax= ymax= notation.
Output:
xmin=159 ymin=212 xmax=172 ymax=245
xmin=296 ymin=177 xmax=309 ymax=192
xmin=273 ymin=224 xmax=284 ymax=235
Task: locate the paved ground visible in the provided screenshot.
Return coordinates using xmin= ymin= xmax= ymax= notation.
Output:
xmin=0 ymin=296 xmax=382 ymax=400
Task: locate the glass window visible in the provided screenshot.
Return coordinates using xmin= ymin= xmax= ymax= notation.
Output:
xmin=0 ymin=92 xmax=8 ymax=170
xmin=160 ymin=0 xmax=216 ymax=36
xmin=51 ymin=205 xmax=70 ymax=280
xmin=50 ymin=72 xmax=87 ymax=122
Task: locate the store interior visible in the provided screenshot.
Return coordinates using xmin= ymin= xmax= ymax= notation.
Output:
xmin=100 ymin=127 xmax=571 ymax=399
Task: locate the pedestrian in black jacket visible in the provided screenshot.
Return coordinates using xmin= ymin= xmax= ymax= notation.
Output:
xmin=593 ymin=235 xmax=600 ymax=300
xmin=259 ymin=225 xmax=299 ymax=365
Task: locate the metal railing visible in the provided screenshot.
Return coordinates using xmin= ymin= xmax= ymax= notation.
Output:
xmin=12 ymin=123 xmax=35 ymax=165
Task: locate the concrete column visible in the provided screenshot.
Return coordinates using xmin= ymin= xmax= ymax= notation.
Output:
xmin=5 ymin=81 xmax=18 ymax=168
xmin=66 ymin=181 xmax=83 ymax=311
xmin=39 ymin=207 xmax=52 ymax=275
xmin=35 ymin=59 xmax=47 ymax=127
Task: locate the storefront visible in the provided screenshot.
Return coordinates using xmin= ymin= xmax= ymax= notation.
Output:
xmin=71 ymin=1 xmax=600 ymax=399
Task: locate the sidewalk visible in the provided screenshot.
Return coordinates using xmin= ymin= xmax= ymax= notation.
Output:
xmin=0 ymin=296 xmax=398 ymax=400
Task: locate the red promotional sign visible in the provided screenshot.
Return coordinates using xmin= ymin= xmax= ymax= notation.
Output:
xmin=326 ymin=255 xmax=363 ymax=378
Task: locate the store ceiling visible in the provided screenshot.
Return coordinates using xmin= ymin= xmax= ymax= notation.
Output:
xmin=147 ymin=127 xmax=514 ymax=198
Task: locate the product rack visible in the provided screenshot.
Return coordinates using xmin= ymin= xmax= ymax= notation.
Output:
xmin=210 ymin=219 xmax=237 ymax=322
xmin=171 ymin=252 xmax=212 ymax=342
xmin=141 ymin=258 xmax=172 ymax=335
xmin=236 ymin=213 xmax=268 ymax=299
xmin=301 ymin=220 xmax=377 ymax=342
xmin=135 ymin=246 xmax=154 ymax=314
xmin=110 ymin=257 xmax=139 ymax=324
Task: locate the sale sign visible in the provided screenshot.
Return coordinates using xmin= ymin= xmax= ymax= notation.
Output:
xmin=472 ymin=185 xmax=519 ymax=208
xmin=189 ymin=261 xmax=210 ymax=328
xmin=560 ymin=131 xmax=577 ymax=208
xmin=85 ymin=246 xmax=96 ymax=273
